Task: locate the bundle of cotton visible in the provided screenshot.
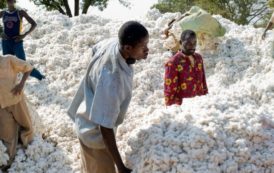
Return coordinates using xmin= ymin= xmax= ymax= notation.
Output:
xmin=8 ymin=136 xmax=74 ymax=173
xmin=122 ymin=93 xmax=274 ymax=173
xmin=0 ymin=141 xmax=9 ymax=167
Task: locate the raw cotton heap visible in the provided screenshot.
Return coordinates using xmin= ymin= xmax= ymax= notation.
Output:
xmin=0 ymin=141 xmax=9 ymax=167
xmin=118 ymin=10 xmax=274 ymax=173
xmin=0 ymin=8 xmax=273 ymax=173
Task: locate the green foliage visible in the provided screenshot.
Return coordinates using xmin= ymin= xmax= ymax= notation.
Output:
xmin=31 ymin=0 xmax=129 ymax=17
xmin=31 ymin=0 xmax=71 ymax=16
xmin=93 ymin=0 xmax=108 ymax=11
xmin=82 ymin=0 xmax=108 ymax=14
xmin=33 ymin=0 xmax=64 ymax=11
xmin=31 ymin=0 xmax=108 ymax=17
xmin=153 ymin=0 xmax=194 ymax=13
xmin=0 ymin=1 xmax=5 ymax=34
xmin=269 ymin=0 xmax=274 ymax=8
xmin=153 ymin=0 xmax=270 ymax=25
xmin=0 ymin=1 xmax=6 ymax=9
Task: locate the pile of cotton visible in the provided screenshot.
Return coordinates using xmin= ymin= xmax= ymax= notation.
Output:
xmin=0 ymin=7 xmax=273 ymax=173
xmin=8 ymin=136 xmax=73 ymax=173
xmin=0 ymin=141 xmax=9 ymax=167
xmin=117 ymin=12 xmax=274 ymax=173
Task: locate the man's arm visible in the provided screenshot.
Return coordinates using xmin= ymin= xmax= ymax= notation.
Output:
xmin=11 ymin=70 xmax=31 ymax=95
xmin=21 ymin=10 xmax=37 ymax=36
xmin=162 ymin=13 xmax=189 ymax=38
xmin=262 ymin=21 xmax=273 ymax=40
xmin=0 ymin=11 xmax=3 ymax=18
xmin=100 ymin=126 xmax=132 ymax=173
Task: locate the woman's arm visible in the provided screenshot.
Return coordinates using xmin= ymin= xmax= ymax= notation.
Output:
xmin=11 ymin=70 xmax=31 ymax=95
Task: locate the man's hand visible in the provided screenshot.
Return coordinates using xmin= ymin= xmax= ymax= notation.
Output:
xmin=100 ymin=126 xmax=131 ymax=173
xmin=11 ymin=83 xmax=24 ymax=96
xmin=1 ymin=33 xmax=9 ymax=40
xmin=262 ymin=32 xmax=266 ymax=40
xmin=262 ymin=22 xmax=273 ymax=40
xmin=161 ymin=28 xmax=170 ymax=38
xmin=118 ymin=166 xmax=132 ymax=173
xmin=13 ymin=34 xmax=26 ymax=43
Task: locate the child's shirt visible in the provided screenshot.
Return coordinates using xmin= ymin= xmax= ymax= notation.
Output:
xmin=0 ymin=55 xmax=33 ymax=108
xmin=164 ymin=51 xmax=208 ymax=106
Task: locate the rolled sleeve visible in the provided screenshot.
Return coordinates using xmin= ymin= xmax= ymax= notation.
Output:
xmin=89 ymin=67 xmax=121 ymax=129
xmin=9 ymin=56 xmax=33 ymax=73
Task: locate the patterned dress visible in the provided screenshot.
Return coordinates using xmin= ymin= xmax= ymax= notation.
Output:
xmin=164 ymin=51 xmax=208 ymax=106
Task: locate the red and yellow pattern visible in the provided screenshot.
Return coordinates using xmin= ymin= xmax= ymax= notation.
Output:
xmin=164 ymin=51 xmax=208 ymax=106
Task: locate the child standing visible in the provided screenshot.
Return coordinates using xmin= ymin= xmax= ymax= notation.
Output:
xmin=0 ymin=0 xmax=45 ymax=80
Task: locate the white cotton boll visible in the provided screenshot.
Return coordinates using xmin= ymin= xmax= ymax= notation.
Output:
xmin=9 ymin=137 xmax=73 ymax=172
xmin=0 ymin=141 xmax=9 ymax=166
xmin=163 ymin=36 xmax=178 ymax=51
xmin=177 ymin=165 xmax=194 ymax=173
xmin=209 ymin=149 xmax=227 ymax=165
xmin=146 ymin=9 xmax=162 ymax=21
xmin=156 ymin=13 xmax=182 ymax=32
xmin=222 ymin=159 xmax=238 ymax=173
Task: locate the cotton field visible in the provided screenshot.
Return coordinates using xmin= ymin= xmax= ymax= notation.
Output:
xmin=0 ymin=8 xmax=274 ymax=173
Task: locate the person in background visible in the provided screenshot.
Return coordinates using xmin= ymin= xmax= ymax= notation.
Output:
xmin=164 ymin=30 xmax=208 ymax=106
xmin=67 ymin=21 xmax=149 ymax=173
xmin=262 ymin=12 xmax=274 ymax=40
xmin=0 ymin=0 xmax=45 ymax=80
xmin=0 ymin=54 xmax=34 ymax=171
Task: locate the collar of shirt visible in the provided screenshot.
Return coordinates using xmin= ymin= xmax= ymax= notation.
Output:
xmin=176 ymin=51 xmax=196 ymax=58
xmin=175 ymin=51 xmax=197 ymax=65
xmin=115 ymin=43 xmax=133 ymax=76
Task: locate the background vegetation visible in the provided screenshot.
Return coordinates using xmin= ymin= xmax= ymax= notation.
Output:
xmin=153 ymin=0 xmax=274 ymax=26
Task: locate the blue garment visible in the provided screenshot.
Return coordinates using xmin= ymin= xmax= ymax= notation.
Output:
xmin=2 ymin=39 xmax=44 ymax=80
xmin=2 ymin=10 xmax=22 ymax=38
xmin=68 ymin=39 xmax=133 ymax=149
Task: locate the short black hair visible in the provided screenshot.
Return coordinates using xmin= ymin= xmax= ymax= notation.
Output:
xmin=118 ymin=21 xmax=148 ymax=47
xmin=180 ymin=30 xmax=196 ymax=41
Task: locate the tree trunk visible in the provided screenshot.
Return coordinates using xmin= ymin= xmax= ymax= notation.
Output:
xmin=36 ymin=0 xmax=67 ymax=16
xmin=74 ymin=0 xmax=79 ymax=16
xmin=82 ymin=0 xmax=92 ymax=14
xmin=57 ymin=6 xmax=66 ymax=15
xmin=63 ymin=0 xmax=73 ymax=17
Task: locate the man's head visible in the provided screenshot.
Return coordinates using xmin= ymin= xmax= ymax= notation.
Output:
xmin=180 ymin=30 xmax=197 ymax=56
xmin=118 ymin=21 xmax=149 ymax=64
xmin=6 ymin=0 xmax=16 ymax=9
